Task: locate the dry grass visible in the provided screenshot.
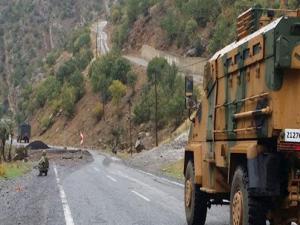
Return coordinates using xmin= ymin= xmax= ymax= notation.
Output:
xmin=161 ymin=159 xmax=184 ymax=180
xmin=0 ymin=164 xmax=5 ymax=177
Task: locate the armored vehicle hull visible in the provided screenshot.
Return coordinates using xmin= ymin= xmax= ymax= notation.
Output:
xmin=184 ymin=7 xmax=300 ymax=225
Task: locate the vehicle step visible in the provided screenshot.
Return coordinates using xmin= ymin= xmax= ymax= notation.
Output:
xmin=200 ymin=187 xmax=217 ymax=194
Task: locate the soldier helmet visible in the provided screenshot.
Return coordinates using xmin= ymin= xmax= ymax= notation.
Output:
xmin=42 ymin=150 xmax=47 ymax=156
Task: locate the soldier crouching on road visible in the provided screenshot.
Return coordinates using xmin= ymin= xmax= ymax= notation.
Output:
xmin=38 ymin=150 xmax=49 ymax=176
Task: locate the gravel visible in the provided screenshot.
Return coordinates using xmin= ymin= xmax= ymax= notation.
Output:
xmin=126 ymin=132 xmax=188 ymax=176
xmin=0 ymin=149 xmax=93 ymax=225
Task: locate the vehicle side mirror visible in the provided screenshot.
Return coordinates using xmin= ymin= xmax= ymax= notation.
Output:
xmin=185 ymin=75 xmax=193 ymax=98
xmin=185 ymin=76 xmax=197 ymax=111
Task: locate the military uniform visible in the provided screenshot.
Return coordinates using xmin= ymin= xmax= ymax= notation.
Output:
xmin=38 ymin=151 xmax=49 ymax=176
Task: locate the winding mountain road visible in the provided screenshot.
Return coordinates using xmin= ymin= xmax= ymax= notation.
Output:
xmin=96 ymin=21 xmax=110 ymax=55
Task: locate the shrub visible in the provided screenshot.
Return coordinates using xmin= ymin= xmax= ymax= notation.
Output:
xmin=127 ymin=71 xmax=137 ymax=92
xmin=35 ymin=76 xmax=61 ymax=108
xmin=185 ymin=18 xmax=198 ymax=42
xmin=90 ymin=53 xmax=134 ymax=105
xmin=61 ymin=86 xmax=76 ymax=118
xmin=208 ymin=14 xmax=236 ymax=53
xmin=73 ymin=33 xmax=91 ymax=53
xmin=147 ymin=57 xmax=170 ymax=83
xmin=112 ymin=21 xmax=129 ymax=49
xmin=161 ymin=10 xmax=180 ymax=43
xmin=111 ymin=57 xmax=131 ymax=83
xmin=56 ymin=59 xmax=77 ymax=82
xmin=134 ymin=62 xmax=186 ymax=128
xmin=111 ymin=6 xmax=122 ymax=24
xmin=46 ymin=52 xmax=58 ymax=66
xmin=133 ymin=92 xmax=152 ymax=124
xmin=74 ymin=49 xmax=93 ymax=71
xmin=92 ymin=103 xmax=104 ymax=121
xmin=35 ymin=85 xmax=47 ymax=107
xmin=68 ymin=70 xmax=85 ymax=102
xmin=109 ymin=80 xmax=127 ymax=105
xmin=40 ymin=114 xmax=54 ymax=131
xmin=46 ymin=76 xmax=62 ymax=101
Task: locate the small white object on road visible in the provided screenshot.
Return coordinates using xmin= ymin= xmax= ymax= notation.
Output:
xmin=93 ymin=167 xmax=100 ymax=172
xmin=106 ymin=175 xmax=117 ymax=182
xmin=54 ymin=165 xmax=75 ymax=225
xmin=131 ymin=190 xmax=150 ymax=202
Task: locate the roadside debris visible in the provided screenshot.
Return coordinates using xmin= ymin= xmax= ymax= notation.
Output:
xmin=26 ymin=141 xmax=49 ymax=150
xmin=13 ymin=147 xmax=28 ymax=161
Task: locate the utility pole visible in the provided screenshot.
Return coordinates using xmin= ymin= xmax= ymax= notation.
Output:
xmin=127 ymin=99 xmax=133 ymax=156
xmin=154 ymin=72 xmax=158 ymax=147
xmin=96 ymin=20 xmax=99 ymax=57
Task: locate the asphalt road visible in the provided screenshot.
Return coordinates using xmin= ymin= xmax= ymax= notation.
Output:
xmin=0 ymin=150 xmax=229 ymax=225
xmin=97 ymin=21 xmax=110 ymax=55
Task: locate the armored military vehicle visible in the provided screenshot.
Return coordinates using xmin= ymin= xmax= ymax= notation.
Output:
xmin=184 ymin=6 xmax=300 ymax=225
xmin=17 ymin=123 xmax=31 ymax=143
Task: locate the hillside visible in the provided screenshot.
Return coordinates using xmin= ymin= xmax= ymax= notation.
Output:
xmin=111 ymin=0 xmax=300 ymax=57
xmin=3 ymin=0 xmax=300 ymax=152
xmin=0 ymin=0 xmax=104 ymax=121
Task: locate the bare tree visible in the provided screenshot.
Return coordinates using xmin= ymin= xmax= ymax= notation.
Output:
xmin=6 ymin=120 xmax=14 ymax=161
xmin=0 ymin=121 xmax=7 ymax=162
xmin=0 ymin=119 xmax=12 ymax=162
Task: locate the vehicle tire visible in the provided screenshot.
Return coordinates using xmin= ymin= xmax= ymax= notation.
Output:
xmin=185 ymin=161 xmax=207 ymax=225
xmin=230 ymin=167 xmax=266 ymax=225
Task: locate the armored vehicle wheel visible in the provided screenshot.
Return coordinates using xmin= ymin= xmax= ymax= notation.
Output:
xmin=230 ymin=167 xmax=266 ymax=225
xmin=185 ymin=161 xmax=207 ymax=225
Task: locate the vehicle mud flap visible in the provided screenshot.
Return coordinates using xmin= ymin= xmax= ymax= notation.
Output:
xmin=247 ymin=153 xmax=280 ymax=196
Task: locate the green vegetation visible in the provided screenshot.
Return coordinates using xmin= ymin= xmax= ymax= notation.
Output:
xmin=61 ymin=86 xmax=77 ymax=118
xmin=92 ymin=103 xmax=104 ymax=121
xmin=0 ymin=118 xmax=14 ymax=162
xmin=127 ymin=71 xmax=138 ymax=93
xmin=40 ymin=114 xmax=54 ymax=131
xmin=0 ymin=0 xmax=102 ymax=121
xmin=110 ymin=0 xmax=158 ymax=48
xmin=46 ymin=51 xmax=60 ymax=66
xmin=109 ymin=80 xmax=127 ymax=106
xmin=18 ymin=27 xmax=90 ymax=122
xmin=67 ymin=27 xmax=92 ymax=54
xmin=133 ymin=57 xmax=185 ymax=128
xmin=89 ymin=52 xmax=135 ymax=118
xmin=111 ymin=0 xmax=300 ymax=55
xmin=0 ymin=162 xmax=31 ymax=179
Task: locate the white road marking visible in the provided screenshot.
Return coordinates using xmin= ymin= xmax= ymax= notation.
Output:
xmin=114 ymin=170 xmax=152 ymax=189
xmin=106 ymin=175 xmax=117 ymax=182
xmin=136 ymin=169 xmax=184 ymax=188
xmin=54 ymin=165 xmax=75 ymax=225
xmin=131 ymin=190 xmax=150 ymax=202
xmin=93 ymin=167 xmax=100 ymax=172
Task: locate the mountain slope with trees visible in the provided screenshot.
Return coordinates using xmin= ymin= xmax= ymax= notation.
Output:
xmin=0 ymin=0 xmax=103 ymax=122
xmin=111 ymin=0 xmax=300 ymax=56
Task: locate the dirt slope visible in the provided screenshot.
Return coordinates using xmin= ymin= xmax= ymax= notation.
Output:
xmin=30 ymin=65 xmax=152 ymax=150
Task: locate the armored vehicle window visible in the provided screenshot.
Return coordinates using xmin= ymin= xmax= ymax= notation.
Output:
xmin=226 ymin=58 xmax=233 ymax=67
xmin=235 ymin=53 xmax=241 ymax=64
xmin=243 ymin=48 xmax=250 ymax=59
xmin=253 ymin=43 xmax=261 ymax=55
xmin=290 ymin=23 xmax=300 ymax=35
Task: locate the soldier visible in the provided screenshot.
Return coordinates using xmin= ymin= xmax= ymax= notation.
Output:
xmin=38 ymin=150 xmax=49 ymax=176
xmin=135 ymin=136 xmax=144 ymax=153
